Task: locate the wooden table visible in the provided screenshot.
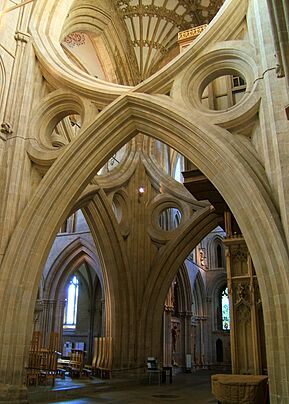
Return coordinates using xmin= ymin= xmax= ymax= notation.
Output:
xmin=211 ymin=374 xmax=268 ymax=404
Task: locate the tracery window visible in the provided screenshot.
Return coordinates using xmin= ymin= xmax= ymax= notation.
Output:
xmin=232 ymin=75 xmax=246 ymax=88
xmin=221 ymin=287 xmax=230 ymax=330
xmin=63 ymin=275 xmax=79 ymax=329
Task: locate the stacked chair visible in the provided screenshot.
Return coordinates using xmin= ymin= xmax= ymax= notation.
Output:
xmin=91 ymin=337 xmax=112 ymax=379
xmin=26 ymin=331 xmax=63 ymax=386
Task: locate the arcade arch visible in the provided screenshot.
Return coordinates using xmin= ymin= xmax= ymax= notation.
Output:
xmin=0 ymin=1 xmax=288 ymax=402
xmin=0 ymin=96 xmax=288 ymax=396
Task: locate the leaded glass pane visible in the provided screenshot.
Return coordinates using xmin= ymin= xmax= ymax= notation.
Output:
xmin=63 ymin=275 xmax=79 ymax=328
xmin=222 ymin=287 xmax=230 ymax=330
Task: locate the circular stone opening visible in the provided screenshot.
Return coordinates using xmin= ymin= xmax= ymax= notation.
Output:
xmin=51 ymin=113 xmax=82 ymax=148
xmin=159 ymin=207 xmax=181 ymax=231
xmin=201 ymin=74 xmax=246 ymax=111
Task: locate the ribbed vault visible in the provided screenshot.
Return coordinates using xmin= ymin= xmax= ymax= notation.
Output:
xmin=114 ymin=0 xmax=224 ymax=80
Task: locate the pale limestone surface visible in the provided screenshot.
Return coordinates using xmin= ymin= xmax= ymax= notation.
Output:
xmin=0 ymin=0 xmax=288 ymax=403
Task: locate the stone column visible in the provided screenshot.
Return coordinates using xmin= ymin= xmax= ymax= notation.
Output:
xmin=163 ymin=286 xmax=174 ymax=367
xmin=0 ymin=29 xmax=34 ymax=258
xmin=179 ymin=311 xmax=193 ymax=370
xmin=87 ymin=301 xmax=96 ymax=363
xmin=53 ymin=300 xmax=66 ymax=352
xmin=199 ymin=316 xmax=207 ymax=368
xmin=191 ymin=317 xmax=197 ymax=371
xmin=37 ymin=299 xmax=65 ymax=351
xmin=193 ymin=316 xmax=207 ymax=368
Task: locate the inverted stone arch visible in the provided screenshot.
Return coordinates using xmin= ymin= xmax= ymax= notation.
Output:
xmin=30 ymin=0 xmax=248 ymax=102
xmin=81 ymin=191 xmax=135 ymax=369
xmin=0 ymin=93 xmax=288 ymax=400
xmin=74 ymin=184 xmax=219 ymax=369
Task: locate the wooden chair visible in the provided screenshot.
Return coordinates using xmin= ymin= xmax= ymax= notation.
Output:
xmin=81 ymin=339 xmax=98 ymax=378
xmin=91 ymin=337 xmax=99 ymax=376
xmin=99 ymin=337 xmax=112 ymax=379
xmin=26 ymin=350 xmax=42 ymax=386
xmin=147 ymin=357 xmax=162 ymax=384
xmin=30 ymin=331 xmax=42 ymax=351
xmin=68 ymin=349 xmax=84 ymax=378
xmin=91 ymin=337 xmax=112 ymax=379
xmin=39 ymin=349 xmax=58 ymax=386
xmin=48 ymin=332 xmax=59 ymax=352
xmin=26 ymin=331 xmax=43 ymax=386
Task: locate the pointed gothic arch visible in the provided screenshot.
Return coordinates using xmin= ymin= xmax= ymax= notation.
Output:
xmin=0 ymin=93 xmax=288 ymax=396
xmin=43 ymin=236 xmax=103 ymax=301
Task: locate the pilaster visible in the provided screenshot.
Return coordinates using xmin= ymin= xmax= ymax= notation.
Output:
xmin=35 ymin=299 xmax=65 ymax=351
xmin=0 ymin=8 xmax=35 ymax=261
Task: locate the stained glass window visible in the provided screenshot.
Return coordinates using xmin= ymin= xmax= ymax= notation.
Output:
xmin=63 ymin=275 xmax=79 ymax=329
xmin=222 ymin=287 xmax=230 ymax=330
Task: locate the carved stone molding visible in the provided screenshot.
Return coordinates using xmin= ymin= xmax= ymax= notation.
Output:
xmin=236 ymin=304 xmax=251 ymax=322
xmin=234 ymin=282 xmax=250 ymax=306
xmin=0 ymin=122 xmax=13 ymax=138
xmin=14 ymin=31 xmax=30 ymax=43
xmin=63 ymin=32 xmax=86 ymax=48
xmin=178 ymin=24 xmax=208 ymax=42
xmin=232 ymin=249 xmax=247 ymax=263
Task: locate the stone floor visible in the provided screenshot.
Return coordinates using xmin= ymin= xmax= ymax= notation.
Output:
xmin=28 ymin=370 xmax=218 ymax=403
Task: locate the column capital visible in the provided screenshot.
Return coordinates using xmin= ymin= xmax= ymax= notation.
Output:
xmin=14 ymin=31 xmax=30 ymax=43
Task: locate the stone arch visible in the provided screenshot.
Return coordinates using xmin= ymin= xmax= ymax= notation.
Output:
xmin=29 ymin=0 xmax=247 ymax=104
xmin=0 ymin=93 xmax=288 ymax=399
xmin=208 ymin=273 xmax=228 ymax=331
xmin=139 ymin=208 xmax=220 ymax=351
xmin=76 ymin=184 xmax=218 ymax=369
xmin=0 ymin=54 xmax=6 ymax=121
xmin=175 ymin=263 xmax=193 ymax=314
xmin=81 ymin=192 xmax=134 ymax=369
xmin=207 ymin=234 xmax=225 ymax=269
xmin=61 ymin=1 xmax=137 ymax=85
xmin=43 ymin=237 xmax=103 ymax=301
